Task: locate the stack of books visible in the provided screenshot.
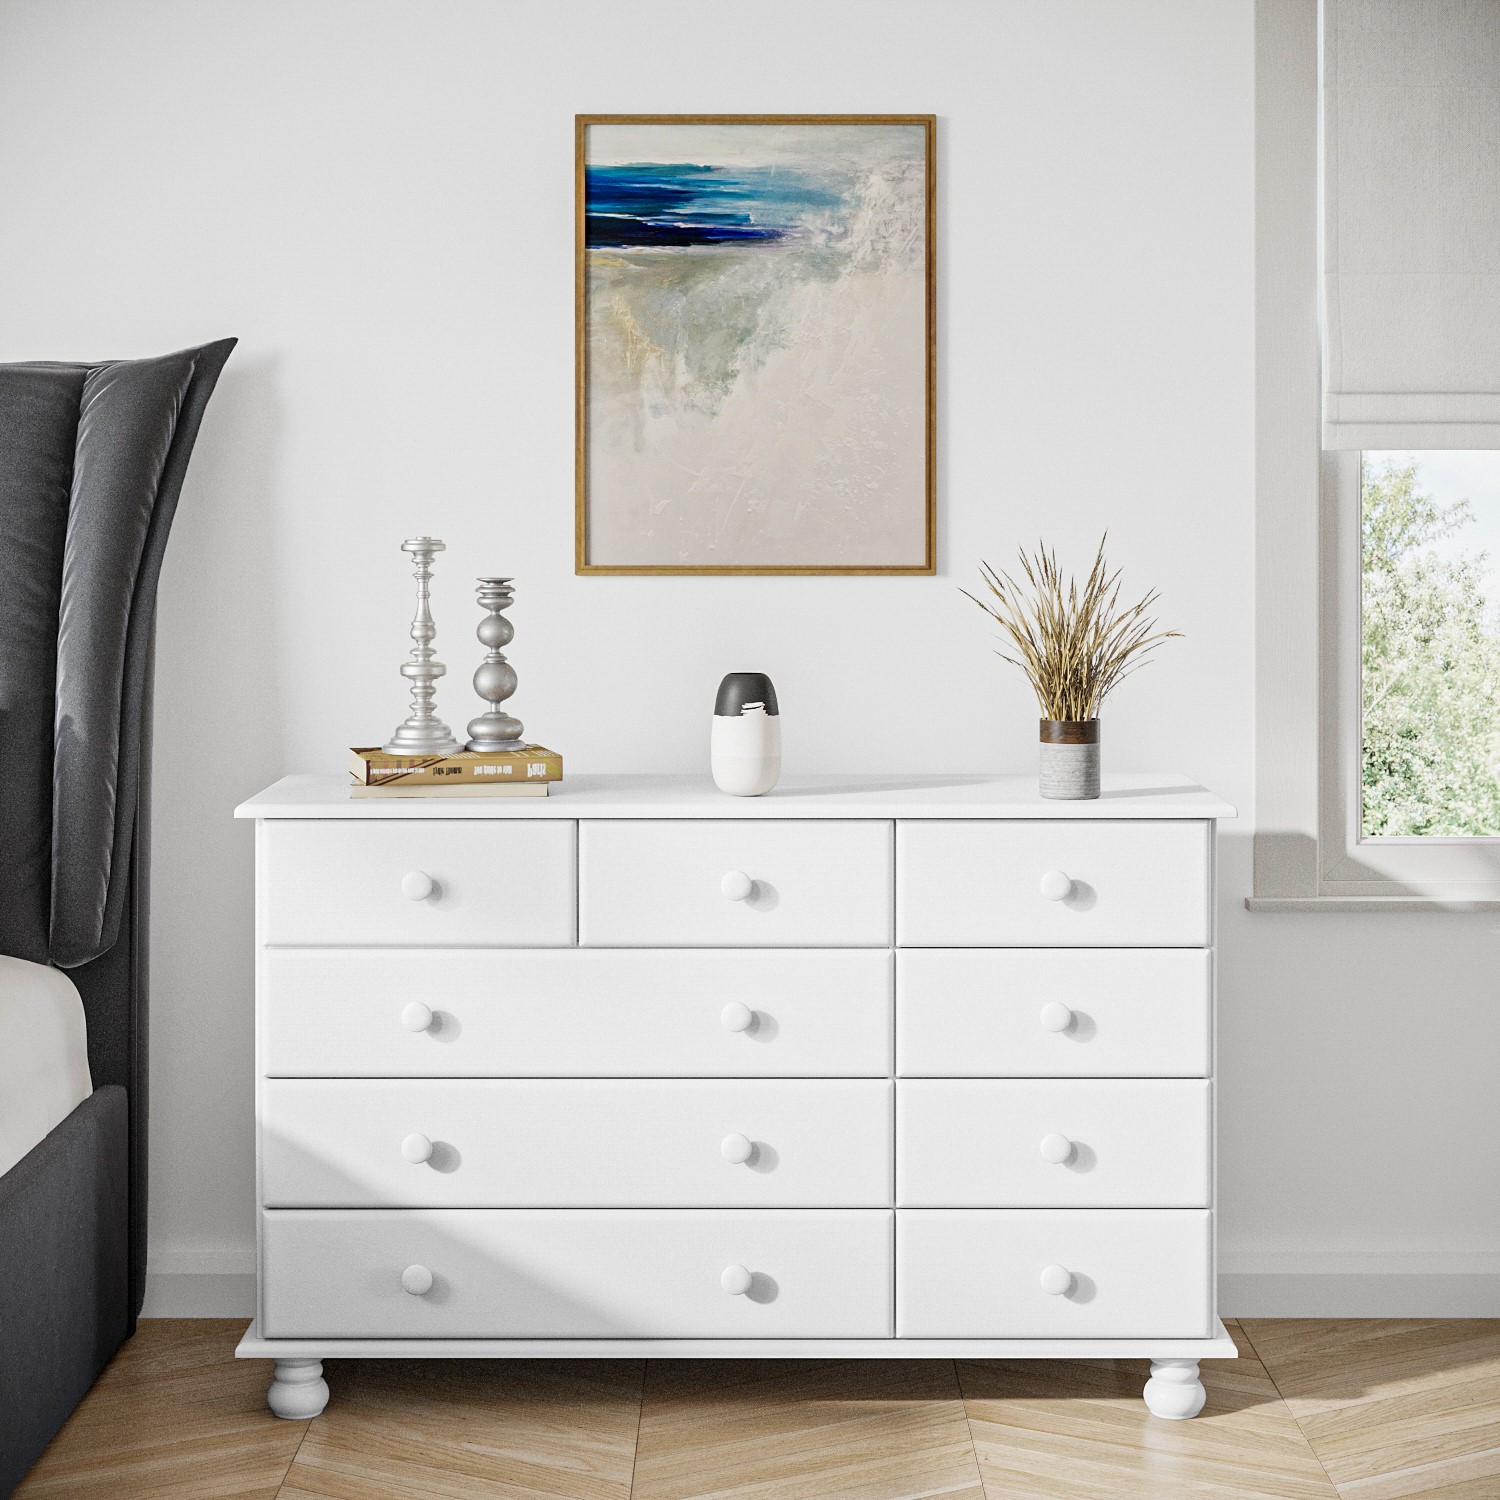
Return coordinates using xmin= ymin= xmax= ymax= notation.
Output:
xmin=349 ymin=744 xmax=563 ymax=798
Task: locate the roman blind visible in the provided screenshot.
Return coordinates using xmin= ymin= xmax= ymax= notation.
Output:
xmin=1322 ymin=0 xmax=1500 ymax=448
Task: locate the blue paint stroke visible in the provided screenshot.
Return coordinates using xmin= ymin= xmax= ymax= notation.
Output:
xmin=586 ymin=163 xmax=845 ymax=249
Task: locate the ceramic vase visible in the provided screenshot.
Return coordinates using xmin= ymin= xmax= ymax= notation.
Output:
xmin=1039 ymin=718 xmax=1100 ymax=799
xmin=712 ymin=673 xmax=781 ymax=796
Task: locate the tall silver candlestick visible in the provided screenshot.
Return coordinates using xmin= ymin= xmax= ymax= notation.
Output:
xmin=465 ymin=576 xmax=527 ymax=753
xmin=384 ymin=536 xmax=461 ymax=755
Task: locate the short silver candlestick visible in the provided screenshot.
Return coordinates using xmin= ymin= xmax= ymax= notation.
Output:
xmin=465 ymin=576 xmax=527 ymax=753
xmin=384 ymin=536 xmax=461 ymax=755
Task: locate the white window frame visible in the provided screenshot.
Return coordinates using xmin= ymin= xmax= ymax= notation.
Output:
xmin=1250 ymin=0 xmax=1500 ymax=910
xmin=1318 ymin=450 xmax=1500 ymax=901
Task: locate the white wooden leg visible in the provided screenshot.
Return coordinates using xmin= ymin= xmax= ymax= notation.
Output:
xmin=1143 ymin=1358 xmax=1206 ymax=1419
xmin=267 ymin=1357 xmax=329 ymax=1419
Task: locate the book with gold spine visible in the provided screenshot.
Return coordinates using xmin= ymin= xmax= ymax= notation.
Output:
xmin=349 ymin=781 xmax=549 ymax=799
xmin=349 ymin=744 xmax=562 ymax=787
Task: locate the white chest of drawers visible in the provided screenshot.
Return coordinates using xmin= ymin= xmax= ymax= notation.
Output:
xmin=234 ymin=771 xmax=1235 ymax=1421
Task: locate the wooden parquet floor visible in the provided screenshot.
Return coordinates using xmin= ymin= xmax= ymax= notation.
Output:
xmin=13 ymin=1319 xmax=1500 ymax=1499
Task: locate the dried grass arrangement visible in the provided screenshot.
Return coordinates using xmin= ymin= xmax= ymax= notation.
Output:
xmin=963 ymin=537 xmax=1181 ymax=723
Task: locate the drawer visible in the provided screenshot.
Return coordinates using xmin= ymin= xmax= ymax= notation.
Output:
xmin=896 ymin=1209 xmax=1213 ymax=1337
xmin=896 ymin=1080 xmax=1210 ymax=1207
xmin=261 ymin=820 xmax=575 ymax=947
xmin=263 ymin=1208 xmax=893 ymax=1339
xmin=578 ymin=821 xmax=891 ymax=947
xmin=896 ymin=820 xmax=1210 ymax=947
xmin=897 ymin=950 xmax=1210 ymax=1077
xmin=262 ymin=1079 xmax=892 ymax=1208
xmin=261 ymin=948 xmax=892 ymax=1077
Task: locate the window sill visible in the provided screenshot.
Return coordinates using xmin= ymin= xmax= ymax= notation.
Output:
xmin=1246 ymin=896 xmax=1500 ymax=912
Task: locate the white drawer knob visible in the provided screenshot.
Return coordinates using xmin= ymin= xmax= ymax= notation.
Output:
xmin=721 ymin=1132 xmax=754 ymax=1164
xmin=401 ymin=1263 xmax=433 ymax=1296
xmin=401 ymin=870 xmax=436 ymax=902
xmin=1039 ymin=1132 xmax=1074 ymax=1164
xmin=721 ymin=1263 xmax=753 ymax=1296
xmin=402 ymin=1001 xmax=434 ymax=1033
xmin=1040 ymin=1263 xmax=1074 ymax=1296
xmin=1039 ymin=1001 xmax=1074 ymax=1033
xmin=1039 ymin=869 xmax=1074 ymax=902
xmin=721 ymin=870 xmax=754 ymax=902
xmin=401 ymin=1132 xmax=434 ymax=1164
xmin=721 ymin=1001 xmax=755 ymax=1033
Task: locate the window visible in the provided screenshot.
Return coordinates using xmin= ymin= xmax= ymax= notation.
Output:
xmin=1360 ymin=452 xmax=1500 ymax=840
xmin=1249 ymin=0 xmax=1500 ymax=908
xmin=1309 ymin=451 xmax=1500 ymax=905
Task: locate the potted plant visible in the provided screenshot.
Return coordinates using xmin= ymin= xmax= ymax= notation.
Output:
xmin=964 ymin=538 xmax=1180 ymax=799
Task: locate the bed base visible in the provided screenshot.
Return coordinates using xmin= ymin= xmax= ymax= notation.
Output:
xmin=0 ymin=1087 xmax=129 ymax=1497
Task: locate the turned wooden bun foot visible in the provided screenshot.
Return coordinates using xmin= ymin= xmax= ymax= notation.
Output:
xmin=267 ymin=1357 xmax=329 ymax=1419
xmin=1143 ymin=1358 xmax=1206 ymax=1419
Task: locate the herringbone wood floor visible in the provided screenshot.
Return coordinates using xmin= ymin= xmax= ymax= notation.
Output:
xmin=14 ymin=1319 xmax=1500 ymax=1499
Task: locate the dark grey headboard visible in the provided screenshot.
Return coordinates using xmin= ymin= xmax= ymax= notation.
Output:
xmin=0 ymin=338 xmax=235 ymax=1318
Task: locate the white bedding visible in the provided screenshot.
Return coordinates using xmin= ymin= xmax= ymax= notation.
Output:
xmin=0 ymin=954 xmax=93 ymax=1177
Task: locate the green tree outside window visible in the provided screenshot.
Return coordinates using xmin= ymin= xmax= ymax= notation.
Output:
xmin=1362 ymin=457 xmax=1500 ymax=836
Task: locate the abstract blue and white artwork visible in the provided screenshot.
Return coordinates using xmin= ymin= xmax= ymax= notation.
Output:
xmin=577 ymin=118 xmax=933 ymax=573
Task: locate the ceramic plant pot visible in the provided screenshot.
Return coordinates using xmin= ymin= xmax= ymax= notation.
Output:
xmin=1039 ymin=718 xmax=1100 ymax=799
xmin=711 ymin=672 xmax=781 ymax=796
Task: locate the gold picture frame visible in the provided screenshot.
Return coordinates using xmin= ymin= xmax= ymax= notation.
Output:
xmin=576 ymin=114 xmax=936 ymax=576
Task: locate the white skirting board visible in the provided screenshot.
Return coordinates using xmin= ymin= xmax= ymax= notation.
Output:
xmin=142 ymin=1271 xmax=257 ymax=1318
xmin=141 ymin=1246 xmax=256 ymax=1318
xmin=145 ymin=1261 xmax=1500 ymax=1320
xmin=1218 ymin=1252 xmax=1500 ymax=1318
xmin=1221 ymin=1274 xmax=1500 ymax=1318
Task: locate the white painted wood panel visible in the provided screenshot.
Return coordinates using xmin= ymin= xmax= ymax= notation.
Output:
xmin=262 ymin=820 xmax=576 ymax=947
xmin=262 ymin=948 xmax=892 ymax=1077
xmin=238 ymin=773 xmax=1237 ymax=822
xmin=896 ymin=949 xmax=1211 ymax=1077
xmin=241 ymin=776 xmax=1230 ymax=1391
xmin=896 ymin=1080 xmax=1211 ymax=1207
xmin=262 ymin=1208 xmax=893 ymax=1339
xmin=262 ymin=1079 xmax=893 ymax=1208
xmin=239 ymin=1323 xmax=1239 ymax=1361
xmin=578 ymin=820 xmax=891 ymax=947
xmin=897 ymin=1209 xmax=1213 ymax=1338
xmin=896 ymin=820 xmax=1211 ymax=947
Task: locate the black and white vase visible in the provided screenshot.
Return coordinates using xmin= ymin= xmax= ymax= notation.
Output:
xmin=712 ymin=673 xmax=781 ymax=796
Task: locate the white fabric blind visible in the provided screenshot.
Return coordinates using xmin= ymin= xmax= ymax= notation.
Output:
xmin=1322 ymin=0 xmax=1500 ymax=448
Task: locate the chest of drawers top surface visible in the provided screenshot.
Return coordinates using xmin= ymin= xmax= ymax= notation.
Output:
xmin=236 ymin=772 xmax=1234 ymax=820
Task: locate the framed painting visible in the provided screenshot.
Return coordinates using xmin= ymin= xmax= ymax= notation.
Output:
xmin=576 ymin=114 xmax=935 ymax=575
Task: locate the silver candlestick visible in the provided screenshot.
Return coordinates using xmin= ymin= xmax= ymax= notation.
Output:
xmin=384 ymin=536 xmax=461 ymax=755
xmin=465 ymin=576 xmax=527 ymax=753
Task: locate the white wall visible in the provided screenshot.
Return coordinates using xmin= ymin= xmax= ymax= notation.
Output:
xmin=0 ymin=0 xmax=1493 ymax=1315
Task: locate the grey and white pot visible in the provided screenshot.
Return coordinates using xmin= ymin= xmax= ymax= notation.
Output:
xmin=1039 ymin=719 xmax=1100 ymax=800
